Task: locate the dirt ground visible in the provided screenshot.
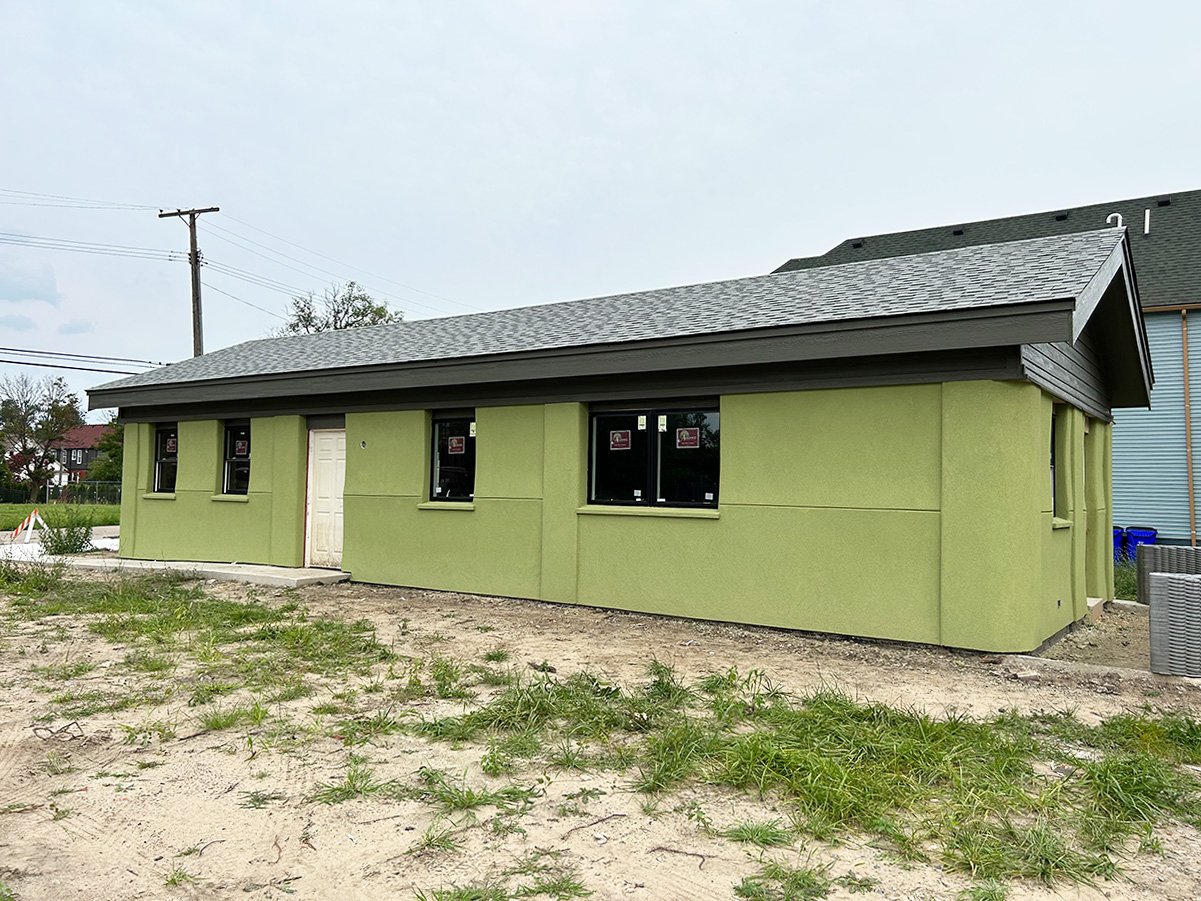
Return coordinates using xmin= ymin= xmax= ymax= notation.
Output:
xmin=3 ymin=578 xmax=1201 ymax=901
xmin=1040 ymin=605 xmax=1150 ymax=671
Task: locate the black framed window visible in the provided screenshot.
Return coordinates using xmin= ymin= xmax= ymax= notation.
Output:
xmin=153 ymin=424 xmax=178 ymax=493
xmin=430 ymin=415 xmax=476 ymax=501
xmin=590 ymin=407 xmax=720 ymax=508
xmin=222 ymin=421 xmax=251 ymax=495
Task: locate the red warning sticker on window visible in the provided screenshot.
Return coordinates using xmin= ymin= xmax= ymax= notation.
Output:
xmin=447 ymin=436 xmax=466 ymax=455
xmin=165 ymin=437 xmax=178 ymax=454
xmin=234 ymin=439 xmax=249 ymax=456
xmin=609 ymin=430 xmax=631 ymax=451
xmin=676 ymin=427 xmax=700 ymax=449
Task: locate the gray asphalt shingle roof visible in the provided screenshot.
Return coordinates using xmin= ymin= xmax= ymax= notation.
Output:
xmin=775 ymin=189 xmax=1201 ymax=309
xmin=96 ymin=228 xmax=1125 ymax=392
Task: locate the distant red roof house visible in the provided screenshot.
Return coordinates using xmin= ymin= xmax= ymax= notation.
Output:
xmin=50 ymin=424 xmax=111 ymax=481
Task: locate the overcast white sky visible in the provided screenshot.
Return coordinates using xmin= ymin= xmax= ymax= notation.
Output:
xmin=1 ymin=1 xmax=1199 ymax=418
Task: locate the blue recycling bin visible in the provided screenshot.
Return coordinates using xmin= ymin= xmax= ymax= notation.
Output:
xmin=1114 ymin=527 xmax=1126 ymax=563
xmin=1126 ymin=527 xmax=1158 ymax=561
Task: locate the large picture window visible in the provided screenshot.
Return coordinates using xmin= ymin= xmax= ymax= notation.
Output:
xmin=430 ymin=414 xmax=476 ymax=501
xmin=153 ymin=424 xmax=178 ymax=493
xmin=222 ymin=421 xmax=251 ymax=495
xmin=590 ymin=406 xmax=720 ymax=508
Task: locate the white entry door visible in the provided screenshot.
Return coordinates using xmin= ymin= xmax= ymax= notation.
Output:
xmin=306 ymin=429 xmax=346 ymax=569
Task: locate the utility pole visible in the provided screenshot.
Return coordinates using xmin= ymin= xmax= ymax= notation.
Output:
xmin=159 ymin=206 xmax=219 ymax=356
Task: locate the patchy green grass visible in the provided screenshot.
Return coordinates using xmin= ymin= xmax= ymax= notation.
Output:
xmin=414 ymin=659 xmax=1201 ymax=888
xmin=34 ymin=659 xmax=95 ymax=680
xmin=1 ymin=562 xmax=396 ymax=725
xmin=310 ymin=754 xmax=401 ymax=804
xmin=414 ymin=884 xmax=509 ymax=901
xmin=411 ymin=767 xmax=541 ymax=818
xmin=164 ymin=865 xmax=197 ymax=886
xmin=721 ymin=819 xmax=794 ymax=847
xmin=8 ymin=563 xmax=1201 ymax=897
xmin=410 ymin=824 xmax=462 ymax=855
xmin=1115 ymin=561 xmax=1138 ymax=602
xmin=734 ymin=858 xmax=831 ymax=900
xmin=238 ymin=789 xmax=287 ymax=809
xmin=0 ymin=503 xmax=119 ymax=531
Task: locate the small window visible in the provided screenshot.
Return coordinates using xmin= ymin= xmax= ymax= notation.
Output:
xmin=430 ymin=415 xmax=476 ymax=501
xmin=222 ymin=421 xmax=251 ymax=495
xmin=590 ymin=407 xmax=720 ymax=508
xmin=154 ymin=424 xmax=178 ymax=493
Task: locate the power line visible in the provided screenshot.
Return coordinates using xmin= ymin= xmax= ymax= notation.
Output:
xmin=0 ymin=346 xmax=163 ymax=367
xmin=200 ymin=221 xmax=470 ymax=317
xmin=221 ymin=213 xmax=478 ymax=311
xmin=0 ymin=231 xmax=183 ymax=261
xmin=0 ymin=358 xmax=139 ymax=375
xmin=201 ymin=281 xmax=287 ymax=320
xmin=0 ymin=187 xmax=159 ymax=210
xmin=203 ymin=259 xmax=312 ymax=297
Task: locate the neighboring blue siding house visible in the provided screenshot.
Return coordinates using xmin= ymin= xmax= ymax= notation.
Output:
xmin=777 ymin=190 xmax=1201 ymax=544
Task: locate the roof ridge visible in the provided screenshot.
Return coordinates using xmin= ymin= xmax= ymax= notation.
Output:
xmin=823 ymin=188 xmax=1201 ymax=248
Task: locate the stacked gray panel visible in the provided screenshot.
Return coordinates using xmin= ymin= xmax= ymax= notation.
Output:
xmin=1137 ymin=544 xmax=1201 ymax=605
xmin=1149 ymin=573 xmax=1201 ymax=676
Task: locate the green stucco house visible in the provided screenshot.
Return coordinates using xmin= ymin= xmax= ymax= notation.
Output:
xmin=89 ymin=227 xmax=1152 ymax=653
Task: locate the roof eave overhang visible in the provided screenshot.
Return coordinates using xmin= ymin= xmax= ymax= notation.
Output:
xmin=89 ymin=299 xmax=1077 ymax=412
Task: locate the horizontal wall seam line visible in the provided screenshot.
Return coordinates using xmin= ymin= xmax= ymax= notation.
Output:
xmin=341 ymin=494 xmax=938 ymax=511
xmin=713 ymin=503 xmax=940 ymax=513
xmin=344 ymin=493 xmax=542 ymax=501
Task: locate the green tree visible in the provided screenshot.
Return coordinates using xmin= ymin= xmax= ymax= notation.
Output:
xmin=87 ymin=415 xmax=124 ymax=482
xmin=0 ymin=374 xmax=85 ymax=502
xmin=276 ymin=281 xmax=401 ymax=335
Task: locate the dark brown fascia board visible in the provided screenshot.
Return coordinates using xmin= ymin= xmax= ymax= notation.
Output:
xmin=89 ymin=300 xmax=1075 ymax=411
xmin=115 ymin=347 xmax=1023 ymax=423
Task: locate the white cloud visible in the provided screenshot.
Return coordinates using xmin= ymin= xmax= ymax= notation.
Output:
xmin=0 ymin=312 xmax=36 ymax=331
xmin=57 ymin=318 xmax=94 ymax=335
xmin=0 ymin=256 xmax=60 ymax=305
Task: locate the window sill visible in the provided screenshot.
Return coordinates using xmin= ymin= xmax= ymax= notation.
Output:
xmin=142 ymin=492 xmax=175 ymax=500
xmin=1051 ymin=517 xmax=1073 ymax=530
xmin=576 ymin=505 xmax=720 ymax=520
xmin=418 ymin=501 xmax=475 ymax=511
xmin=211 ymin=494 xmax=250 ymax=503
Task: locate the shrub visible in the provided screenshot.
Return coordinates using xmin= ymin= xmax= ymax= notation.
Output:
xmin=40 ymin=507 xmax=94 ymax=556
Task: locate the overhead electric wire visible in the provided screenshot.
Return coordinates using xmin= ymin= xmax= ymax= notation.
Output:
xmin=0 ymin=231 xmax=183 ymax=261
xmin=0 ymin=346 xmax=163 ymax=367
xmin=0 ymin=200 xmax=160 ymax=210
xmin=0 ymin=187 xmax=159 ymax=210
xmin=1 ymin=186 xmax=475 ymax=317
xmin=220 ymin=213 xmax=479 ymax=312
xmin=203 ymin=259 xmax=312 ymax=297
xmin=200 ymin=222 xmax=462 ymax=317
xmin=0 ymin=358 xmax=139 ymax=375
xmin=201 ymin=281 xmax=287 ymax=321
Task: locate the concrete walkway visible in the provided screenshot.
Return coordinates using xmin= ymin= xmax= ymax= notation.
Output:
xmin=1 ymin=525 xmax=348 ymax=588
xmin=61 ymin=557 xmax=350 ymax=588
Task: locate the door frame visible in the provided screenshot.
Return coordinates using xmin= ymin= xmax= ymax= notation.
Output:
xmin=304 ymin=428 xmax=346 ymax=569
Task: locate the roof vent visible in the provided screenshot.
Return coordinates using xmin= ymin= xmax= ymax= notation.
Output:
xmin=1054 ymin=212 xmax=1069 ymax=221
xmin=1158 ymin=197 xmax=1172 ymax=207
xmin=850 ymin=240 xmax=864 ymax=249
xmin=952 ymin=228 xmax=965 ymax=236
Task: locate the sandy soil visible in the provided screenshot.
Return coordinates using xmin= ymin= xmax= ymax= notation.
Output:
xmin=1041 ymin=606 xmax=1150 ymax=671
xmin=3 ymin=579 xmax=1201 ymax=901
